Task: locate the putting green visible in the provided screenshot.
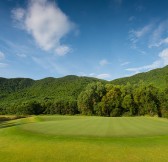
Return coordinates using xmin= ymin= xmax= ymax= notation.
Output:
xmin=1 ymin=116 xmax=168 ymax=162
xmin=21 ymin=116 xmax=168 ymax=137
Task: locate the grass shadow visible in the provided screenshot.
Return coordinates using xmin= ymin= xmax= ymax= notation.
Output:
xmin=0 ymin=116 xmax=27 ymax=129
xmin=0 ymin=121 xmax=23 ymax=129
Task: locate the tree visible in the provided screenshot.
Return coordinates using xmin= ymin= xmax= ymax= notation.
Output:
xmin=101 ymin=85 xmax=122 ymax=116
xmin=122 ymin=94 xmax=135 ymax=116
xmin=77 ymin=82 xmax=106 ymax=115
xmin=133 ymin=83 xmax=159 ymax=116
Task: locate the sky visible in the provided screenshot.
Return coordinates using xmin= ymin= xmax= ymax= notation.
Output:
xmin=0 ymin=0 xmax=168 ymax=80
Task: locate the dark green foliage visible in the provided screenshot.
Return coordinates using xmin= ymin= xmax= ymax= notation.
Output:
xmin=44 ymin=100 xmax=78 ymax=115
xmin=77 ymin=82 xmax=106 ymax=115
xmin=0 ymin=66 xmax=168 ymax=118
xmin=111 ymin=65 xmax=168 ymax=89
xmin=101 ymin=85 xmax=122 ymax=116
xmin=0 ymin=75 xmax=105 ymax=115
xmin=77 ymin=81 xmax=167 ymax=117
xmin=0 ymin=77 xmax=35 ymax=93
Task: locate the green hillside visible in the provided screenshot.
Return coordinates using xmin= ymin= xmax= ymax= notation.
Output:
xmin=0 ymin=66 xmax=168 ymax=117
xmin=0 ymin=77 xmax=35 ymax=93
xmin=0 ymin=75 xmax=106 ymax=106
xmin=111 ymin=65 xmax=168 ymax=89
xmin=26 ymin=75 xmax=106 ymax=100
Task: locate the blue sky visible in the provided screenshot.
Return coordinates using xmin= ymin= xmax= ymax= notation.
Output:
xmin=0 ymin=0 xmax=168 ymax=80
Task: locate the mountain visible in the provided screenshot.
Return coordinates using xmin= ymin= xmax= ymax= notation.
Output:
xmin=1 ymin=65 xmax=168 ymax=110
xmin=0 ymin=77 xmax=35 ymax=93
xmin=0 ymin=75 xmax=106 ymax=106
xmin=26 ymin=75 xmax=106 ymax=100
xmin=111 ymin=65 xmax=168 ymax=89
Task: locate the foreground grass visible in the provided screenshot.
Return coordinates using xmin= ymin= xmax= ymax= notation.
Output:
xmin=0 ymin=116 xmax=168 ymax=162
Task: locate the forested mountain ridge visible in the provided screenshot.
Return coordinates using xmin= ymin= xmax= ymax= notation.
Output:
xmin=0 ymin=66 xmax=168 ymax=117
xmin=0 ymin=75 xmax=104 ymax=96
xmin=111 ymin=65 xmax=168 ymax=89
xmin=27 ymin=75 xmax=106 ymax=100
xmin=0 ymin=75 xmax=106 ymax=108
xmin=0 ymin=77 xmax=35 ymax=93
xmin=1 ymin=65 xmax=168 ymax=96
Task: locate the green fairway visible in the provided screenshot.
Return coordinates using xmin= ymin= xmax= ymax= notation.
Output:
xmin=0 ymin=116 xmax=168 ymax=162
xmin=21 ymin=116 xmax=168 ymax=137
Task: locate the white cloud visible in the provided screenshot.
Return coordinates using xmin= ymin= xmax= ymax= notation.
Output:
xmin=55 ymin=45 xmax=72 ymax=56
xmin=126 ymin=48 xmax=168 ymax=74
xmin=131 ymin=24 xmax=152 ymax=39
xmin=99 ymin=59 xmax=109 ymax=66
xmin=1 ymin=39 xmax=31 ymax=58
xmin=79 ymin=72 xmax=111 ymax=80
xmin=149 ymin=37 xmax=168 ymax=48
xmin=0 ymin=51 xmax=5 ymax=60
xmin=148 ymin=20 xmax=168 ymax=48
xmin=16 ymin=53 xmax=27 ymax=58
xmin=121 ymin=61 xmax=130 ymax=66
xmin=89 ymin=73 xmax=96 ymax=76
xmin=159 ymin=48 xmax=168 ymax=65
xmin=12 ymin=8 xmax=25 ymax=21
xmin=126 ymin=61 xmax=161 ymax=73
xmin=96 ymin=73 xmax=111 ymax=79
xmin=12 ymin=0 xmax=75 ymax=56
xmin=129 ymin=23 xmax=153 ymax=49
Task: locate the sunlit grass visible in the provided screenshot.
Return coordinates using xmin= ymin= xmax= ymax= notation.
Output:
xmin=22 ymin=116 xmax=168 ymax=137
xmin=0 ymin=115 xmax=168 ymax=162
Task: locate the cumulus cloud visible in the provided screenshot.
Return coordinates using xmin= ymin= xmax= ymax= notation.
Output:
xmin=0 ymin=51 xmax=5 ymax=60
xmin=12 ymin=0 xmax=74 ymax=56
xmin=126 ymin=48 xmax=168 ymax=74
xmin=99 ymin=59 xmax=109 ymax=66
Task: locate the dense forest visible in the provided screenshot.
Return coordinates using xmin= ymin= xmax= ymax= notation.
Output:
xmin=0 ymin=66 xmax=168 ymax=118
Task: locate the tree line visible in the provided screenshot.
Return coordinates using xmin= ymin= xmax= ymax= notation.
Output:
xmin=0 ymin=81 xmax=168 ymax=118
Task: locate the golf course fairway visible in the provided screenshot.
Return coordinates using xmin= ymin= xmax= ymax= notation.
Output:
xmin=0 ymin=115 xmax=168 ymax=162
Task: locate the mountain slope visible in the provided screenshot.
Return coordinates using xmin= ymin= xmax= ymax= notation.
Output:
xmin=0 ymin=75 xmax=106 ymax=106
xmin=1 ymin=65 xmax=168 ymax=108
xmin=0 ymin=77 xmax=35 ymax=93
xmin=27 ymin=75 xmax=106 ymax=100
xmin=111 ymin=65 xmax=168 ymax=89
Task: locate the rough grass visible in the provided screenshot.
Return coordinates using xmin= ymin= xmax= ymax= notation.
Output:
xmin=0 ymin=115 xmax=168 ymax=162
xmin=0 ymin=115 xmax=26 ymax=121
